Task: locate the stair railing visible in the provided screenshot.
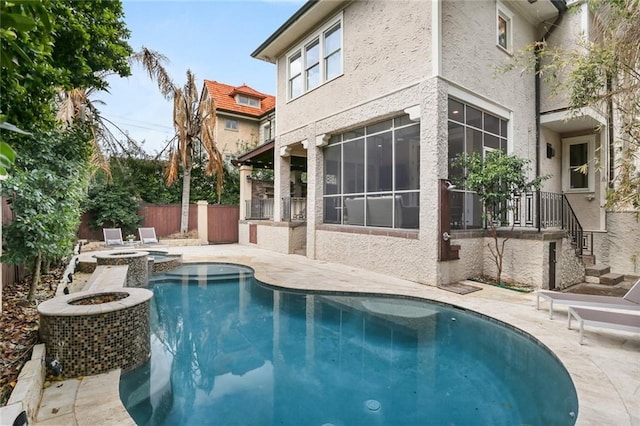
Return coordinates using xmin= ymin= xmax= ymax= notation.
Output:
xmin=561 ymin=195 xmax=584 ymax=256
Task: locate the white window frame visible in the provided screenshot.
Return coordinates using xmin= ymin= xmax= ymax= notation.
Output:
xmin=236 ymin=95 xmax=260 ymax=108
xmin=286 ymin=12 xmax=343 ymax=101
xmin=562 ymin=135 xmax=595 ymax=193
xmin=496 ymin=3 xmax=513 ymax=54
xmin=225 ymin=119 xmax=238 ymax=131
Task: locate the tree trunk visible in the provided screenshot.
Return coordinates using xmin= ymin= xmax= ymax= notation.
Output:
xmin=180 ymin=164 xmax=192 ymax=234
xmin=28 ymin=252 xmax=42 ymax=301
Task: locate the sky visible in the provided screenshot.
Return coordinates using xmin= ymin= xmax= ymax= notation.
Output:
xmin=97 ymin=0 xmax=305 ymax=156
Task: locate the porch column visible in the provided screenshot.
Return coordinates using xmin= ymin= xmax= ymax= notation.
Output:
xmin=239 ymin=165 xmax=253 ymax=221
xmin=274 ymin=145 xmax=291 ymax=222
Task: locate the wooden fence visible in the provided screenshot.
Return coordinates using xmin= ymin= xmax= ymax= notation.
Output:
xmin=2 ymin=201 xmax=239 ymax=288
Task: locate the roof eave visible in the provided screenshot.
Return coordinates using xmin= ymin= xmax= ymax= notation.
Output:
xmin=251 ymin=0 xmax=346 ymax=63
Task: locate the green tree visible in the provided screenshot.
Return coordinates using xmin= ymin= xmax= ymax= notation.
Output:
xmin=131 ymin=48 xmax=224 ymax=234
xmin=1 ymin=128 xmax=92 ymax=300
xmin=83 ymin=180 xmax=143 ymax=236
xmin=453 ymin=151 xmax=547 ymax=285
xmin=1 ymin=0 xmax=132 ymax=130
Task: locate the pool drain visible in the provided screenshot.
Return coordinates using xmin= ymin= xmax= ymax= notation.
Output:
xmin=365 ymin=399 xmax=381 ymax=412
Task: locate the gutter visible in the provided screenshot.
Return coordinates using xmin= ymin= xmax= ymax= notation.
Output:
xmin=535 ymin=0 xmax=568 ymax=231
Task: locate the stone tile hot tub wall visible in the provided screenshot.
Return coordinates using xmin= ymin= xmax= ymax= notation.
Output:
xmin=94 ymin=251 xmax=148 ymax=287
xmin=37 ymin=288 xmax=153 ymax=377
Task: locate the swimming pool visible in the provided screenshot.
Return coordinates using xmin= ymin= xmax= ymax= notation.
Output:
xmin=120 ymin=263 xmax=578 ymax=425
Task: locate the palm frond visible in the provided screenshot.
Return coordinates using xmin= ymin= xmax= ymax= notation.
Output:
xmin=130 ymin=46 xmax=177 ymax=100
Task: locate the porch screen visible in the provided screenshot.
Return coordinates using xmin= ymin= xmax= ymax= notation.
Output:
xmin=323 ymin=115 xmax=420 ymax=229
xmin=447 ymin=98 xmax=508 ymax=229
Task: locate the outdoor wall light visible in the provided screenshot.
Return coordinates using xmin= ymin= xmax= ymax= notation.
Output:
xmin=444 ymin=180 xmax=457 ymax=191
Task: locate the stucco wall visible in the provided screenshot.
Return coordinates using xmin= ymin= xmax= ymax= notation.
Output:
xmin=540 ymin=4 xmax=587 ymax=113
xmin=275 ymin=0 xmax=431 ymax=135
xmin=216 ymin=114 xmax=260 ymax=156
xmin=315 ymin=230 xmax=433 ymax=284
xmin=603 ymin=212 xmax=640 ymax=276
xmin=442 ymin=0 xmax=538 ymax=158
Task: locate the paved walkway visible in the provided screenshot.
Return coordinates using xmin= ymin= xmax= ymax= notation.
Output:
xmin=36 ymin=244 xmax=640 ymax=425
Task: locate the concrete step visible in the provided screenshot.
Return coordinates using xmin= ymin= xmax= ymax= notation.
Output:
xmin=581 ymin=254 xmax=596 ymax=266
xmin=585 ymin=264 xmax=610 ymax=277
xmin=599 ymin=272 xmax=624 ymax=286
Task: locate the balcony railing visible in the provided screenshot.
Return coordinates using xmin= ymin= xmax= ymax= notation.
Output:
xmin=282 ymin=197 xmax=307 ymax=222
xmin=245 ymin=198 xmax=274 ymax=220
xmin=244 ymin=197 xmax=307 ymax=222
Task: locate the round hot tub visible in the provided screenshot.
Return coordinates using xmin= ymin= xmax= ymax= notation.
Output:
xmin=38 ymin=287 xmax=153 ymax=377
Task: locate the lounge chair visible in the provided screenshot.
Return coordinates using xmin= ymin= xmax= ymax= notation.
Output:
xmin=536 ymin=279 xmax=640 ymax=319
xmin=103 ymin=228 xmax=125 ymax=247
xmin=567 ymin=306 xmax=640 ymax=344
xmin=138 ymin=227 xmax=160 ymax=245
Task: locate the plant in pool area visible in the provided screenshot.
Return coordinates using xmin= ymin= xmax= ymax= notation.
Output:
xmin=452 ymin=151 xmax=549 ymax=285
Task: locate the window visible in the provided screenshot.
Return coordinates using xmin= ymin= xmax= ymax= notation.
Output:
xmin=323 ymin=115 xmax=420 ymax=229
xmin=225 ymin=119 xmax=238 ymax=131
xmin=562 ymin=136 xmax=594 ymax=192
xmin=236 ymin=95 xmax=260 ymax=108
xmin=287 ymin=14 xmax=342 ymax=100
xmin=447 ymin=98 xmax=509 ymax=229
xmin=263 ymin=122 xmax=272 ymax=142
xmin=497 ymin=4 xmax=513 ymax=53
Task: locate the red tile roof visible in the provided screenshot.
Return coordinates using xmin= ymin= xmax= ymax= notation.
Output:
xmin=203 ymin=80 xmax=275 ymax=117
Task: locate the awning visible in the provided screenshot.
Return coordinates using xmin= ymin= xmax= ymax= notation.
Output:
xmin=232 ymin=140 xmax=306 ymax=171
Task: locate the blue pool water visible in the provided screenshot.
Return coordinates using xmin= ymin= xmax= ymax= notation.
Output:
xmin=120 ymin=263 xmax=578 ymax=425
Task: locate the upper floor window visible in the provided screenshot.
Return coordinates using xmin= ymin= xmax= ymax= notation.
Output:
xmin=497 ymin=3 xmax=513 ymax=53
xmin=287 ymin=14 xmax=343 ymax=100
xmin=225 ymin=119 xmax=238 ymax=131
xmin=263 ymin=122 xmax=272 ymax=142
xmin=236 ymin=95 xmax=260 ymax=108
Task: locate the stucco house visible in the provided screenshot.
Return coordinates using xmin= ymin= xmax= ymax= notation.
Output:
xmin=236 ymin=0 xmax=639 ymax=289
xmin=201 ymin=80 xmax=275 ymax=160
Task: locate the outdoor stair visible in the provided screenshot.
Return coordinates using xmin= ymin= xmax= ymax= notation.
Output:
xmin=585 ymin=263 xmax=624 ymax=286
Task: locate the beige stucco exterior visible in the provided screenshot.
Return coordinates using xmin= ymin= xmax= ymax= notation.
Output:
xmin=243 ymin=0 xmax=638 ymax=286
xmin=215 ymin=113 xmax=260 ymax=158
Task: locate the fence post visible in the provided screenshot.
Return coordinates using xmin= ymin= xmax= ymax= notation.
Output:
xmin=197 ymin=200 xmax=208 ymax=244
xmin=239 ymin=165 xmax=253 ymax=221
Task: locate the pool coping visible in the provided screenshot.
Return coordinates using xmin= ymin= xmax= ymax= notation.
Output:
xmin=33 ymin=244 xmax=640 ymax=425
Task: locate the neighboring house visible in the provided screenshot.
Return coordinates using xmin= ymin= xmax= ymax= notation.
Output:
xmin=236 ymin=0 xmax=639 ymax=288
xmin=201 ymin=80 xmax=275 ymax=160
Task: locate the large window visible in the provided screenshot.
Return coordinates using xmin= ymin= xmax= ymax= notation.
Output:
xmin=447 ymin=98 xmax=509 ymax=229
xmin=323 ymin=115 xmax=420 ymax=229
xmin=287 ymin=15 xmax=342 ymax=100
xmin=236 ymin=94 xmax=260 ymax=108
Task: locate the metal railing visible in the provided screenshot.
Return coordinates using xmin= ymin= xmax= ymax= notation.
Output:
xmin=282 ymin=197 xmax=307 ymax=222
xmin=244 ymin=198 xmax=274 ymax=220
xmin=483 ymin=191 xmax=592 ymax=256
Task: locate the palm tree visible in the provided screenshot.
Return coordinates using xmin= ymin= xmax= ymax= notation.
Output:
xmin=132 ymin=47 xmax=224 ymax=233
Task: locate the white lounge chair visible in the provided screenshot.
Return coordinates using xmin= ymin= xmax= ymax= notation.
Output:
xmin=138 ymin=227 xmax=160 ymax=245
xmin=103 ymin=228 xmax=125 ymax=247
xmin=567 ymin=306 xmax=640 ymax=344
xmin=536 ymin=279 xmax=640 ymax=319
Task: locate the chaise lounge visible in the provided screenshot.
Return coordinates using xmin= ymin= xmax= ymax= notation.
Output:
xmin=567 ymin=306 xmax=640 ymax=344
xmin=138 ymin=227 xmax=160 ymax=245
xmin=536 ymin=279 xmax=640 ymax=319
xmin=103 ymin=228 xmax=126 ymax=247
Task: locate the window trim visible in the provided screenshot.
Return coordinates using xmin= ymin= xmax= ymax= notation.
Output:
xmin=225 ymin=119 xmax=239 ymax=131
xmin=236 ymin=94 xmax=260 ymax=108
xmin=496 ymin=3 xmax=513 ymax=54
xmin=285 ymin=12 xmax=343 ymax=101
xmin=562 ymin=135 xmax=595 ymax=193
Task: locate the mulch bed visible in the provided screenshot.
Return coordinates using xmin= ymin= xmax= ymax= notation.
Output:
xmin=0 ymin=269 xmax=61 ymax=405
xmin=469 ymin=275 xmax=535 ymax=293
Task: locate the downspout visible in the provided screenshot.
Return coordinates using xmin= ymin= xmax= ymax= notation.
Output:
xmin=535 ymin=0 xmax=568 ymax=231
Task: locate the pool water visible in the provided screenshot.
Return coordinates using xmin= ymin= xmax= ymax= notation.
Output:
xmin=120 ymin=263 xmax=578 ymax=425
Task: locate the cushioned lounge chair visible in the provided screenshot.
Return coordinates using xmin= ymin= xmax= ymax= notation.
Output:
xmin=138 ymin=227 xmax=160 ymax=245
xmin=567 ymin=306 xmax=640 ymax=344
xmin=103 ymin=228 xmax=125 ymax=247
xmin=536 ymin=279 xmax=640 ymax=319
